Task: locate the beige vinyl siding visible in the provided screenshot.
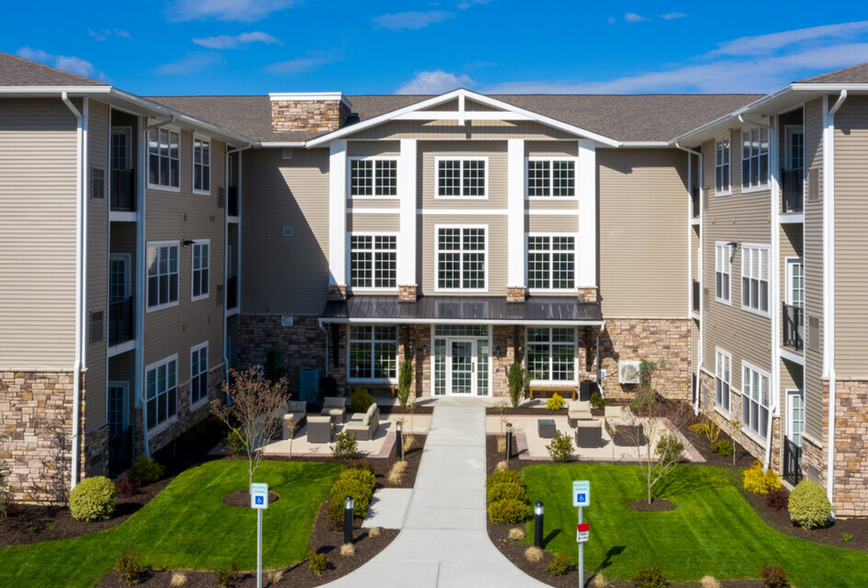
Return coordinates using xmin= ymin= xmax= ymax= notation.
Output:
xmin=144 ymin=132 xmax=225 ymax=386
xmin=528 ymin=199 xmax=579 ymax=212
xmin=347 ymin=141 xmax=400 ymax=158
xmin=242 ymin=147 xmax=329 ymax=315
xmin=108 ymin=349 xmax=136 ymax=387
xmin=833 ymin=96 xmax=868 ymax=378
xmin=348 ymin=199 xmax=400 ymax=209
xmin=803 ymin=98 xmax=824 ymax=441
xmin=348 ymin=213 xmax=400 ymax=232
xmin=526 ymin=141 xmax=578 ymax=158
xmin=351 ymin=120 xmax=576 ymax=141
xmin=86 ymin=100 xmax=110 ymax=431
xmin=419 ymin=214 xmax=507 ymax=296
xmin=598 ymin=148 xmax=688 ymax=318
xmin=421 ymin=141 xmax=507 ymax=209
xmin=527 ymin=215 xmax=578 ymax=233
xmin=0 ymin=99 xmax=78 ymax=369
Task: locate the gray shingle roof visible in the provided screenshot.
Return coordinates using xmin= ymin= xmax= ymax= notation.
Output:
xmin=798 ymin=61 xmax=868 ymax=84
xmin=0 ymin=52 xmax=108 ymax=87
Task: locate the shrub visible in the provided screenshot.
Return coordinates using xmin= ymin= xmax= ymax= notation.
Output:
xmin=348 ymin=389 xmax=375 ymax=414
xmin=388 ymin=460 xmax=407 ymax=485
xmin=368 ymin=526 xmax=381 ymax=537
xmin=789 ymin=480 xmax=831 ymax=529
xmin=508 ymin=527 xmax=525 ymax=541
xmin=114 ymin=476 xmax=140 ymax=499
xmin=340 ymin=466 xmax=377 ymax=490
xmin=742 ymin=461 xmax=782 ymax=495
xmin=654 ymin=435 xmax=685 ymax=463
xmin=332 ymin=431 xmax=359 ymax=460
xmin=548 ymin=553 xmax=572 ymax=576
xmin=324 ymin=499 xmax=345 ymax=533
xmin=486 ymin=469 xmax=522 ymax=491
xmin=689 ymin=419 xmax=721 ymax=444
xmin=487 ymin=482 xmax=528 ymax=504
xmin=494 ymin=460 xmax=508 ymax=472
xmin=712 ymin=439 xmax=734 ymax=456
xmin=843 ymin=532 xmax=854 ymax=542
xmin=507 ymin=362 xmax=527 ymax=408
xmin=590 ymin=391 xmax=605 ymax=410
xmin=213 ymin=561 xmax=240 ymax=587
xmin=766 ymin=490 xmax=789 ymax=511
xmin=546 ymin=430 xmax=574 ymax=463
xmin=0 ymin=438 xmax=10 ymax=520
xmin=69 ymin=476 xmax=117 ymax=522
xmin=632 ymin=565 xmax=669 ymax=588
xmin=546 ymin=393 xmax=566 ymax=411
xmin=330 ymin=478 xmax=375 ymax=518
xmin=397 ymin=360 xmax=413 ymax=408
xmin=761 ymin=563 xmax=788 ymax=588
xmin=340 ymin=543 xmax=355 ymax=557
xmin=524 ymin=546 xmax=543 ymax=562
xmin=222 ymin=429 xmax=247 ymax=457
xmin=308 ymin=552 xmax=328 ymax=576
xmin=127 ymin=456 xmax=166 ymax=485
xmin=170 ymin=572 xmax=188 ymax=586
xmin=487 ymin=498 xmax=529 ymax=523
xmin=348 ymin=460 xmax=376 ymax=477
xmin=700 ymin=577 xmax=720 ymax=588
xmin=114 ymin=549 xmax=143 ymax=586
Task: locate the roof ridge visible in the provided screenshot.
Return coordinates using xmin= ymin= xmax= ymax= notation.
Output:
xmin=0 ymin=51 xmax=108 ymax=86
xmin=798 ymin=60 xmax=868 ymax=83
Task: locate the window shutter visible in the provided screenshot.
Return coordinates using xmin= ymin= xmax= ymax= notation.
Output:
xmin=89 ymin=311 xmax=104 ymax=344
xmin=807 ymin=315 xmax=820 ymax=351
xmin=807 ymin=168 xmax=819 ymax=203
xmin=91 ymin=167 xmax=105 ymax=199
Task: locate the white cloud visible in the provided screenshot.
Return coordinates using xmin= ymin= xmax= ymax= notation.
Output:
xmin=167 ymin=0 xmax=294 ymax=22
xmin=16 ymin=47 xmax=96 ymax=78
xmin=711 ymin=21 xmax=868 ymax=56
xmin=192 ymin=31 xmax=282 ymax=49
xmin=661 ymin=12 xmax=687 ymax=20
xmin=373 ymin=10 xmax=454 ymax=30
xmin=607 ymin=16 xmax=616 ymax=24
xmin=456 ymin=0 xmax=497 ymax=8
xmin=396 ymin=70 xmax=474 ymax=94
xmin=153 ymin=52 xmax=221 ymax=75
xmin=88 ymin=29 xmax=132 ymax=41
xmin=624 ymin=13 xmax=647 ymax=23
xmin=264 ymin=49 xmax=342 ymax=74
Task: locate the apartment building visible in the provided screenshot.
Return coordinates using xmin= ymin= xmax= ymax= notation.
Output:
xmin=2 ymin=52 xmax=867 ymax=516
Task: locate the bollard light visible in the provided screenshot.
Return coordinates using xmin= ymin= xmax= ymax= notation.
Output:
xmin=344 ymin=496 xmax=354 ymax=545
xmin=534 ymin=501 xmax=544 ymax=549
xmin=396 ymin=421 xmax=404 ymax=459
xmin=505 ymin=423 xmax=513 ymax=461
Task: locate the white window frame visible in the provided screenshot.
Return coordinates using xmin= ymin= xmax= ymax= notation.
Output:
xmin=147 ymin=126 xmax=181 ymax=192
xmin=714 ymin=348 xmax=732 ymax=415
xmin=109 ymin=253 xmax=131 ymax=302
xmin=190 ymin=342 xmax=209 ymax=408
xmin=526 ymin=233 xmax=578 ymax=292
xmin=715 ymin=242 xmax=732 ymax=305
xmin=434 ymin=224 xmax=489 ymax=292
xmin=191 ymin=240 xmax=210 ymax=302
xmin=786 ymin=257 xmax=805 ymax=308
xmin=348 ymin=156 xmax=399 ymax=199
xmin=192 ymin=134 xmax=211 ymax=195
xmin=742 ymin=361 xmax=771 ymax=442
xmin=525 ymin=157 xmax=578 ymax=199
xmin=111 ymin=127 xmax=133 ymax=171
xmin=741 ymin=244 xmax=770 ymax=317
xmin=106 ymin=381 xmax=129 ymax=438
xmin=348 ymin=232 xmax=399 ymax=292
xmin=144 ymin=354 xmax=179 ymax=433
xmin=787 ymin=389 xmax=805 ymax=448
xmin=741 ymin=127 xmax=770 ymax=192
xmin=347 ymin=325 xmax=399 ymax=384
xmin=146 ymin=241 xmax=180 ymax=312
xmin=784 ymin=126 xmax=804 ymax=172
xmin=434 ymin=156 xmax=489 ymax=200
xmin=526 ymin=327 xmax=578 ymax=385
xmin=715 ymin=137 xmax=731 ymax=196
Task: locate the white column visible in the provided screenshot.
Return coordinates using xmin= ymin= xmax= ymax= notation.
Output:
xmin=577 ymin=139 xmax=597 ymax=288
xmin=398 ymin=139 xmax=418 ymax=286
xmin=507 ymin=138 xmax=525 ymax=287
xmin=329 ymin=140 xmax=347 ymax=286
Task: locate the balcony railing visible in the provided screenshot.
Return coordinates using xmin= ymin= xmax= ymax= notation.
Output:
xmin=691 ymin=187 xmax=700 ymax=218
xmin=783 ymin=303 xmax=804 ymax=351
xmin=228 ymin=185 xmax=238 ymax=217
xmin=692 ymin=280 xmax=700 ymax=312
xmin=781 ymin=168 xmax=804 ymax=213
xmin=111 ymin=168 xmax=136 ymax=212
xmin=227 ymin=276 xmax=238 ymax=309
xmin=109 ymin=297 xmax=134 ymax=346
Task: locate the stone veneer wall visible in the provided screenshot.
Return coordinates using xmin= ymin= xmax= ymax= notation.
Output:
xmin=271 ymin=100 xmax=351 ymax=133
xmin=84 ymin=425 xmax=109 ymax=479
xmin=831 ymin=379 xmax=868 ymax=516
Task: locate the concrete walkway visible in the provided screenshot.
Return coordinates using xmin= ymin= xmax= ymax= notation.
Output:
xmin=322 ymin=406 xmax=550 ymax=588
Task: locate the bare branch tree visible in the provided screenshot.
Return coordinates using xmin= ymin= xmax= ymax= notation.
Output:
xmin=211 ymin=369 xmax=290 ymax=490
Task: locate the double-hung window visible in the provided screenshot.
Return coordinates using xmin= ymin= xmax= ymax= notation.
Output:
xmin=742 ymin=128 xmax=769 ymax=189
xmin=191 ymin=241 xmax=210 ymax=301
xmin=350 ymin=235 xmax=397 ymax=290
xmin=147 ymin=242 xmax=179 ymax=310
xmin=715 ymin=138 xmax=731 ymax=195
xmin=437 ymin=226 xmax=487 ymax=291
xmin=350 ymin=159 xmax=397 ymax=197
xmin=527 ymin=235 xmax=575 ymax=290
xmin=348 ymin=326 xmax=397 ymax=381
xmin=742 ymin=363 xmax=771 ymax=438
xmin=527 ymin=159 xmax=575 ymax=197
xmin=742 ymin=245 xmax=769 ymax=315
xmin=193 ymin=136 xmax=211 ymax=194
xmin=145 ymin=356 xmax=177 ymax=431
xmin=148 ymin=127 xmax=180 ymax=190
xmin=715 ymin=243 xmax=732 ymax=304
xmin=436 ymin=158 xmax=487 ymax=198
xmin=715 ymin=348 xmax=731 ymax=412
xmin=190 ymin=343 xmax=208 ymax=406
xmin=527 ymin=328 xmax=576 ymax=383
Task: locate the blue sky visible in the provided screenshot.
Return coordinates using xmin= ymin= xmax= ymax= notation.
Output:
xmin=5 ymin=1 xmax=868 ymax=96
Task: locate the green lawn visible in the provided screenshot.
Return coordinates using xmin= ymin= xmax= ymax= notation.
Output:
xmin=523 ymin=463 xmax=868 ymax=587
xmin=1 ymin=460 xmax=343 ymax=588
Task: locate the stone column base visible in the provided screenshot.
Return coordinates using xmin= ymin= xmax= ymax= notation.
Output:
xmin=398 ymin=285 xmax=418 ymax=302
xmin=327 ymin=284 xmax=347 ymax=301
xmin=577 ymin=287 xmax=598 ymax=303
xmin=506 ymin=286 xmax=527 ymax=303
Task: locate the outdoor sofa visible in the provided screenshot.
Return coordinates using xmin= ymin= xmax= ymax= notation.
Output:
xmin=344 ymin=403 xmax=380 ymax=441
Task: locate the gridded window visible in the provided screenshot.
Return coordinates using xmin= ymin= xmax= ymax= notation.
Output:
xmin=715 ymin=138 xmax=730 ymax=194
xmin=527 ymin=160 xmax=575 ymax=197
xmin=146 ymin=358 xmax=177 ymax=430
xmin=715 ymin=243 xmax=732 ymax=303
xmin=715 ymin=348 xmax=731 ymax=412
xmin=147 ymin=243 xmax=179 ymax=309
xmin=350 ymin=235 xmax=397 ymax=289
xmin=528 ymin=236 xmax=575 ymax=290
xmin=742 ymin=128 xmax=769 ymax=189
xmin=434 ymin=325 xmax=489 ymax=337
xmin=351 ymin=159 xmax=398 ymax=197
xmin=191 ymin=344 xmax=208 ymax=405
xmin=192 ymin=242 xmax=210 ymax=300
xmin=742 ymin=246 xmax=769 ymax=314
xmin=437 ymin=159 xmax=487 ymax=197
xmin=743 ymin=364 xmax=770 ymax=438
xmin=527 ymin=328 xmax=576 ymax=382
xmin=348 ymin=326 xmax=397 ymax=380
xmin=148 ymin=128 xmax=180 ymax=189
xmin=437 ymin=227 xmax=486 ymax=290
xmin=193 ymin=137 xmax=211 ymax=193
xmin=434 ymin=339 xmax=446 ymax=396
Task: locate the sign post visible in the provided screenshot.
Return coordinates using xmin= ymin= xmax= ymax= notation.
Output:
xmin=251 ymin=483 xmax=269 ymax=588
xmin=572 ymin=480 xmax=590 ymax=588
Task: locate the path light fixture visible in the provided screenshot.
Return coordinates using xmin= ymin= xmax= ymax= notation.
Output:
xmin=344 ymin=496 xmax=354 ymax=545
xmin=534 ymin=502 xmax=544 ymax=548
xmin=396 ymin=421 xmax=403 ymax=460
xmin=505 ymin=423 xmax=513 ymax=461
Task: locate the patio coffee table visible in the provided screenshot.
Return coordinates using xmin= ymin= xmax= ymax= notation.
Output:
xmin=538 ymin=418 xmax=556 ymax=439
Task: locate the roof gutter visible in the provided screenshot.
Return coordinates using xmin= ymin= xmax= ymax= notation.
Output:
xmin=738 ymin=114 xmax=772 ymax=131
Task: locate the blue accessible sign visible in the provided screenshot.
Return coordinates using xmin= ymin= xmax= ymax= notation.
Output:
xmin=572 ymin=480 xmax=590 ymax=507
xmin=251 ymin=483 xmax=269 ymax=510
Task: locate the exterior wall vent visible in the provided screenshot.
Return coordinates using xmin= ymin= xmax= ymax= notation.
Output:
xmin=282 ymin=149 xmax=293 ymax=160
xmin=281 ymin=316 xmax=294 ymax=327
xmin=282 ymin=226 xmax=293 ymax=237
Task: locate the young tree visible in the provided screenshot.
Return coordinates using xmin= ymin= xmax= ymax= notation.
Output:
xmin=397 ymin=359 xmax=413 ymax=408
xmin=211 ymin=369 xmax=290 ymax=490
xmin=507 ymin=362 xmax=527 ymax=408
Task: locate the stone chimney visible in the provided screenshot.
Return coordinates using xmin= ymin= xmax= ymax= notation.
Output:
xmin=269 ymin=92 xmax=352 ymax=133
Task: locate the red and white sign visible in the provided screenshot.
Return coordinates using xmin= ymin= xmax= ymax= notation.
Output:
xmin=576 ymin=523 xmax=590 ymax=543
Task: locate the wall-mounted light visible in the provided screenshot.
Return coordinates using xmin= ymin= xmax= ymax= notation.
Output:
xmin=183 ymin=239 xmax=196 ymax=247
xmin=421 ymin=343 xmax=429 ymax=357
xmin=726 ymin=241 xmax=738 ymax=249
xmin=495 ymin=344 xmax=502 ymax=357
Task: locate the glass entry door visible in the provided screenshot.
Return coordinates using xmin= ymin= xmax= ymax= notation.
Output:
xmin=448 ymin=340 xmax=475 ymax=395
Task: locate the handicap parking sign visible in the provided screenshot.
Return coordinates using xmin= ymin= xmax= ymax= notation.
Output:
xmin=251 ymin=483 xmax=269 ymax=510
xmin=572 ymin=480 xmax=590 ymax=507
